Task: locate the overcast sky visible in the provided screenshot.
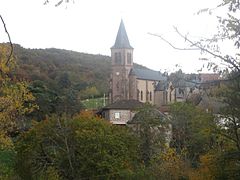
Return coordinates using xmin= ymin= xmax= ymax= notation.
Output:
xmin=0 ymin=0 xmax=224 ymax=73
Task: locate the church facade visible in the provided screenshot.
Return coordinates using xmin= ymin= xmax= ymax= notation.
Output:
xmin=103 ymin=20 xmax=220 ymax=124
xmin=109 ymin=20 xmax=167 ymax=107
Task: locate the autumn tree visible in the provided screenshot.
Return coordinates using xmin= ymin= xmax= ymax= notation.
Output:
xmin=151 ymin=1 xmax=240 ymax=176
xmin=199 ymin=2 xmax=240 ymax=176
xmin=0 ymin=45 xmax=36 ymax=178
xmin=0 ymin=45 xmax=36 ymax=134
xmin=15 ymin=113 xmax=141 ymax=179
xmin=191 ymin=150 xmax=240 ymax=180
xmin=127 ymin=104 xmax=169 ymax=167
xmin=213 ymin=76 xmax=240 ymax=151
xmin=170 ymin=102 xmax=216 ymax=166
xmin=79 ymin=86 xmax=100 ymax=100
xmin=150 ymin=147 xmax=189 ymax=179
xmin=204 ymin=75 xmax=240 ymax=179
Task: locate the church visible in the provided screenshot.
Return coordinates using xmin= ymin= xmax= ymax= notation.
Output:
xmin=100 ymin=20 xmax=219 ymax=124
xmin=109 ymin=20 xmax=168 ymax=107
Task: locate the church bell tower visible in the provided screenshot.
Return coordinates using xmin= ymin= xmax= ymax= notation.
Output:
xmin=109 ymin=20 xmax=134 ymax=103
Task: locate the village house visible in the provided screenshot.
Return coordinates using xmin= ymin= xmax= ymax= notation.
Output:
xmin=99 ymin=99 xmax=144 ymax=125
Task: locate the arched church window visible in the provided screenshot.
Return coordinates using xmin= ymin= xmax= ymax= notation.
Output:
xmin=140 ymin=91 xmax=143 ymax=101
xmin=150 ymin=92 xmax=152 ymax=101
xmin=137 ymin=89 xmax=140 ymax=100
xmin=115 ymin=52 xmax=121 ymax=65
xmin=169 ymin=90 xmax=172 ymax=102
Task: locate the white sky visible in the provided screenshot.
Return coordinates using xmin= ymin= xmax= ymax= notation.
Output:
xmin=0 ymin=0 xmax=225 ymax=73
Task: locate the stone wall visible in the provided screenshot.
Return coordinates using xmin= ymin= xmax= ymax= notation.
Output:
xmin=109 ymin=109 xmax=135 ymax=124
xmin=137 ymin=79 xmax=155 ymax=104
xmin=154 ymin=91 xmax=167 ymax=107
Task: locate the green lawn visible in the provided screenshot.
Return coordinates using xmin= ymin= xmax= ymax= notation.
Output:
xmin=82 ymin=97 xmax=108 ymax=109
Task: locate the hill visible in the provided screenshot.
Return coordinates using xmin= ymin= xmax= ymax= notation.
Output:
xmin=13 ymin=44 xmax=111 ymax=95
xmin=13 ymin=44 xmax=147 ymax=96
xmin=2 ymin=44 xmax=147 ymax=119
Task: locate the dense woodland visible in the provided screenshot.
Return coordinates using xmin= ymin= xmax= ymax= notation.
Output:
xmin=13 ymin=44 xmax=111 ymax=120
xmin=0 ymin=0 xmax=240 ymax=179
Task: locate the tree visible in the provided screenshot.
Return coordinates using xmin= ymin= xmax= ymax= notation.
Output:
xmin=170 ymin=102 xmax=215 ymax=166
xmin=28 ymin=80 xmax=59 ymax=120
xmin=150 ymin=147 xmax=189 ymax=179
xmin=150 ymin=2 xmax=240 ymax=176
xmin=79 ymin=86 xmax=100 ymax=100
xmin=0 ymin=45 xmax=36 ymax=179
xmin=191 ymin=150 xmax=240 ymax=180
xmin=0 ymin=46 xmax=36 ymax=136
xmin=44 ymin=0 xmax=73 ymax=6
xmin=214 ymin=76 xmax=240 ymax=151
xmin=149 ymin=0 xmax=240 ymax=76
xmin=15 ymin=113 xmax=140 ymax=179
xmin=57 ymin=88 xmax=84 ymax=116
xmin=127 ymin=104 xmax=169 ymax=167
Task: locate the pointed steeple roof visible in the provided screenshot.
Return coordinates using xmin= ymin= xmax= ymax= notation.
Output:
xmin=112 ymin=19 xmax=133 ymax=49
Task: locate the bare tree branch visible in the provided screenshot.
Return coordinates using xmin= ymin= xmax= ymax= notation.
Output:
xmin=148 ymin=33 xmax=199 ymax=51
xmin=149 ymin=26 xmax=240 ymax=85
xmin=149 ymin=30 xmax=240 ymax=85
xmin=173 ymin=27 xmax=240 ymax=72
xmin=44 ymin=0 xmax=73 ymax=7
xmin=0 ymin=15 xmax=13 ymax=66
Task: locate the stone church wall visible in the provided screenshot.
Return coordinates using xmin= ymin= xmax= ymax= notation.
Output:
xmin=154 ymin=91 xmax=167 ymax=107
xmin=137 ymin=79 xmax=155 ymax=104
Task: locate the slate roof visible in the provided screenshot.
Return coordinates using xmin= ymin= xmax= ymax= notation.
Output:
xmin=172 ymin=79 xmax=196 ymax=88
xmin=111 ymin=20 xmax=133 ymax=49
xmin=133 ymin=68 xmax=167 ymax=81
xmin=103 ymin=99 xmax=144 ymax=110
xmin=155 ymin=81 xmax=168 ymax=91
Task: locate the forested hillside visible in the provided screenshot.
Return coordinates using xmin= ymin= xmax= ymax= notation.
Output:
xmin=4 ymin=44 xmax=146 ymax=120
xmin=13 ymin=44 xmax=111 ymax=96
xmin=13 ymin=44 xmax=146 ymax=96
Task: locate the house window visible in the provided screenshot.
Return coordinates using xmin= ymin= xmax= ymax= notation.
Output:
xmin=114 ymin=112 xmax=120 ymax=119
xmin=115 ymin=52 xmax=121 ymax=65
xmin=140 ymin=91 xmax=143 ymax=101
xmin=127 ymin=52 xmax=132 ymax=64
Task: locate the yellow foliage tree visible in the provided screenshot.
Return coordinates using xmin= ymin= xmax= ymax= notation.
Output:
xmin=190 ymin=150 xmax=240 ymax=180
xmin=150 ymin=147 xmax=189 ymax=179
xmin=0 ymin=45 xmax=37 ymax=149
xmin=79 ymin=86 xmax=100 ymax=99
